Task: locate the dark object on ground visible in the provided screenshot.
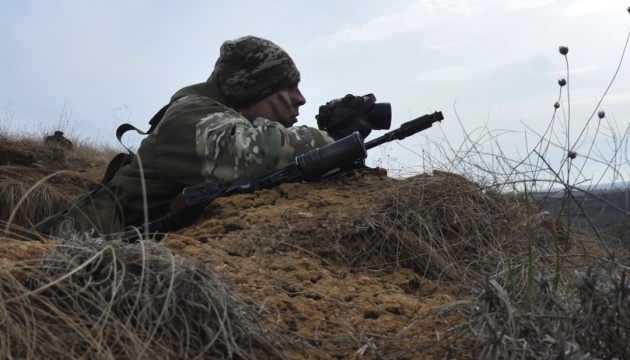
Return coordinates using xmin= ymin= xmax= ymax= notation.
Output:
xmin=44 ymin=131 xmax=73 ymax=150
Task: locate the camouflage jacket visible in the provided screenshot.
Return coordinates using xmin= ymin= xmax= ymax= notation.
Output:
xmin=34 ymin=75 xmax=334 ymax=237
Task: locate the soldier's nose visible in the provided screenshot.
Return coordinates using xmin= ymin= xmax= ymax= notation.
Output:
xmin=290 ymin=87 xmax=305 ymax=106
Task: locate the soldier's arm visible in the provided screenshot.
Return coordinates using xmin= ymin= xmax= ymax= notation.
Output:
xmin=195 ymin=110 xmax=334 ymax=184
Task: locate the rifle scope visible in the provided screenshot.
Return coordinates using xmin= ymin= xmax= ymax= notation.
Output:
xmin=317 ymin=94 xmax=392 ymax=131
xmin=296 ymin=132 xmax=367 ymax=181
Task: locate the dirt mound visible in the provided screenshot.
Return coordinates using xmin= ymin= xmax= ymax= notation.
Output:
xmin=1 ymin=138 xmax=623 ymax=358
xmin=168 ymin=171 xmax=474 ymax=357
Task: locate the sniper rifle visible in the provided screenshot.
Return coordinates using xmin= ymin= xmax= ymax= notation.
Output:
xmin=114 ymin=111 xmax=444 ymax=240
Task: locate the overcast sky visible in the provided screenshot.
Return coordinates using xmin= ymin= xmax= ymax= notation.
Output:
xmin=2 ymin=0 xmax=629 ymax=184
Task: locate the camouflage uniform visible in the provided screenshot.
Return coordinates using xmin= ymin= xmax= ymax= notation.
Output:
xmin=33 ymin=36 xmax=334 ymax=237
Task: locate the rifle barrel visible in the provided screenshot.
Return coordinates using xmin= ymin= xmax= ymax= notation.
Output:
xmin=365 ymin=111 xmax=444 ymax=150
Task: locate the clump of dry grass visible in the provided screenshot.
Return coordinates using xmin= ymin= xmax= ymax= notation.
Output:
xmin=0 ymin=233 xmax=284 ymax=359
xmin=0 ymin=133 xmax=116 ymax=232
xmin=456 ymin=264 xmax=630 ymax=359
xmin=570 ymin=266 xmax=630 ymax=358
xmin=364 ymin=172 xmax=527 ymax=282
xmin=0 ymin=168 xmax=71 ymax=230
xmin=300 ymin=170 xmax=566 ymax=286
xmin=462 ymin=275 xmax=582 ymax=359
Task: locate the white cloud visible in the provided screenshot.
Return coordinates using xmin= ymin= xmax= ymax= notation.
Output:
xmin=423 ymin=42 xmax=465 ymax=51
xmin=561 ymin=0 xmax=627 ymax=17
xmin=505 ymin=0 xmax=557 ymax=11
xmin=600 ymin=91 xmax=630 ymax=104
xmin=415 ymin=57 xmax=517 ymax=83
xmin=569 ymin=91 xmax=630 ymax=106
xmin=550 ymin=65 xmax=600 ymax=77
xmin=306 ymin=0 xmax=480 ymax=50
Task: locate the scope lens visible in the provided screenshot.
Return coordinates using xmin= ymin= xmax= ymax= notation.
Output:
xmin=365 ymin=103 xmax=392 ymax=130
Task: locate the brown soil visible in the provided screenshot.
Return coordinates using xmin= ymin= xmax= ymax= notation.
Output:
xmin=3 ymin=137 xmax=587 ymax=358
xmin=167 ymin=173 xmax=473 ymax=358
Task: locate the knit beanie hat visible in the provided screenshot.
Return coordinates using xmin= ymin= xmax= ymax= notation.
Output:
xmin=212 ymin=36 xmax=301 ymax=108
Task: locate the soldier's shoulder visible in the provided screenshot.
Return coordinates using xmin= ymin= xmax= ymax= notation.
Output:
xmin=164 ymin=95 xmax=241 ymax=123
xmin=169 ymin=95 xmax=228 ymax=113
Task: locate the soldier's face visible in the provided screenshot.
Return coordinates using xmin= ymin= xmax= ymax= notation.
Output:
xmin=243 ymin=86 xmax=306 ymax=127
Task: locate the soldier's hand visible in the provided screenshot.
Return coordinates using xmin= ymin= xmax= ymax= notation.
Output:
xmin=316 ymin=94 xmax=374 ymax=141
